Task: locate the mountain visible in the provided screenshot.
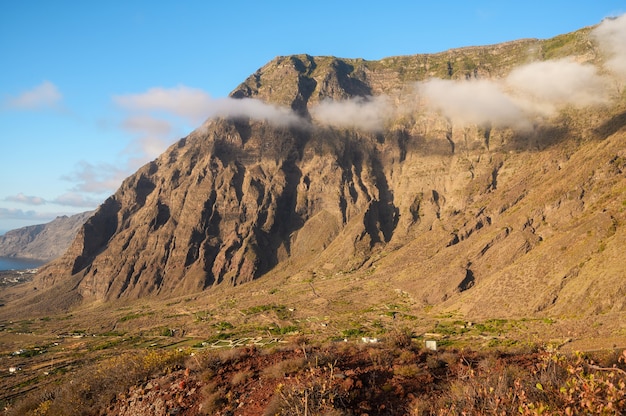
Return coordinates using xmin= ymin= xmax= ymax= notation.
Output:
xmin=0 ymin=211 xmax=93 ymax=262
xmin=25 ymin=22 xmax=626 ymax=318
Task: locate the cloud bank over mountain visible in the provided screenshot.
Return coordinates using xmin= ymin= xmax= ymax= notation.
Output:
xmin=114 ymin=86 xmax=303 ymax=128
xmin=592 ymin=14 xmax=626 ymax=79
xmin=416 ymin=58 xmax=609 ymax=129
xmin=310 ymin=96 xmax=393 ymax=131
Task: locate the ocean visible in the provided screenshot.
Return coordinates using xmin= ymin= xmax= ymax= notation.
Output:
xmin=0 ymin=256 xmax=45 ymax=271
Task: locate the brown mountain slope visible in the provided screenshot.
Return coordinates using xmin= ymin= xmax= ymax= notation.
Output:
xmin=15 ymin=23 xmax=626 ymax=319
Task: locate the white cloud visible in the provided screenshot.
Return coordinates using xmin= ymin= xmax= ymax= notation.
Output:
xmin=121 ymin=114 xmax=172 ymax=137
xmin=417 ymin=54 xmax=613 ymax=129
xmin=208 ymin=96 xmax=303 ymax=126
xmin=114 ymin=85 xmax=304 ymax=126
xmin=114 ymin=86 xmax=213 ymax=124
xmin=592 ymin=14 xmax=626 ymax=79
xmin=119 ymin=115 xmax=173 ymax=168
xmin=3 ymin=81 xmax=62 ymax=110
xmin=123 ymin=136 xmax=171 ymax=163
xmin=417 ymin=78 xmax=528 ymax=129
xmin=4 ymin=192 xmax=100 ymax=209
xmin=62 ymin=160 xmax=130 ymax=195
xmin=310 ymin=95 xmax=394 ymax=131
xmin=0 ymin=207 xmax=53 ymax=221
xmin=5 ymin=193 xmax=46 ymax=206
xmin=51 ymin=192 xmax=103 ymax=208
xmin=1 ymin=192 xmax=100 ymax=225
xmin=506 ymin=58 xmax=609 ymax=113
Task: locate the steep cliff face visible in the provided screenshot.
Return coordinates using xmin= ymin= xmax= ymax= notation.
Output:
xmin=34 ymin=25 xmax=626 ymax=316
xmin=40 ymin=120 xmax=406 ymax=299
xmin=0 ymin=211 xmax=93 ymax=262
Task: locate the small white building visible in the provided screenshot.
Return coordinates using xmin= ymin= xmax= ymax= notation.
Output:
xmin=425 ymin=340 xmax=438 ymax=351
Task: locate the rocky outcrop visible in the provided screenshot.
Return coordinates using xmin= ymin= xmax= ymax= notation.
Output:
xmin=0 ymin=211 xmax=93 ymax=261
xmin=30 ymin=24 xmax=626 ymax=317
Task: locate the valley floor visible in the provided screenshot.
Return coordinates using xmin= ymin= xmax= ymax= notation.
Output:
xmin=1 ymin=283 xmax=625 ymax=415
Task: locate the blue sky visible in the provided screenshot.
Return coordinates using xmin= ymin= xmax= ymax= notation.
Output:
xmin=1 ymin=1 xmax=624 ymax=234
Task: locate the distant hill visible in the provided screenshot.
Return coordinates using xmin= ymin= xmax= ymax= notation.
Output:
xmin=0 ymin=212 xmax=93 ymax=261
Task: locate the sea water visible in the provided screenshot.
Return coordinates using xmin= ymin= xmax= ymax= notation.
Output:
xmin=0 ymin=256 xmax=45 ymax=271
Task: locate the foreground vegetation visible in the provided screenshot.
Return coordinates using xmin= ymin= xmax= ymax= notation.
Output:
xmin=4 ymin=330 xmax=625 ymax=415
xmin=2 ymin=289 xmax=625 ymax=415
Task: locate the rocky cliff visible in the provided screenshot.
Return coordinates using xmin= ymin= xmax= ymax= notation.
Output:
xmin=0 ymin=211 xmax=93 ymax=262
xmin=31 ymin=21 xmax=626 ymax=317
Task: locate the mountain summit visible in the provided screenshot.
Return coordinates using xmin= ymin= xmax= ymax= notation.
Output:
xmin=27 ymin=19 xmax=626 ymax=317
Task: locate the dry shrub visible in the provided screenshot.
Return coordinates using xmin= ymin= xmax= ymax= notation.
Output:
xmin=198 ymin=367 xmax=216 ymax=382
xmin=310 ymin=345 xmax=342 ymax=368
xmin=262 ymin=357 xmax=308 ymax=379
xmin=332 ymin=340 xmax=358 ymax=357
xmin=187 ymin=349 xmax=221 ymax=372
xmin=425 ymin=354 xmax=446 ymax=370
xmin=198 ymin=391 xmax=225 ymax=415
xmin=185 ymin=346 xmax=251 ymax=374
xmin=199 ymin=380 xmax=218 ymax=395
xmin=5 ymin=349 xmax=188 ymax=416
xmin=439 ymin=350 xmax=462 ymax=367
xmin=4 ymin=388 xmax=55 ymax=416
xmin=262 ymin=394 xmax=283 ymax=416
xmin=264 ymin=363 xmax=347 ymax=416
xmin=398 ymin=349 xmax=418 ymax=364
xmin=393 ymin=363 xmax=424 ymax=378
xmin=368 ymin=345 xmax=395 ymax=367
xmin=407 ymin=396 xmax=431 ymax=416
xmin=387 ymin=327 xmax=414 ymax=349
xmin=218 ymin=345 xmax=253 ymax=363
xmin=198 ymin=380 xmax=225 ymax=415
xmin=289 ymin=334 xmax=310 ymax=348
xmin=231 ymin=370 xmax=253 ymax=386
xmin=414 ymin=349 xmax=626 ymax=415
xmin=184 ymin=351 xmax=207 ymax=372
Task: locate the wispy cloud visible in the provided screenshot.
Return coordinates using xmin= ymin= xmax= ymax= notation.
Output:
xmin=5 ymin=193 xmax=46 ymax=206
xmin=114 ymin=85 xmax=304 ymax=126
xmin=62 ymin=160 xmax=130 ymax=195
xmin=4 ymin=191 xmax=102 ymax=209
xmin=3 ymin=81 xmax=62 ymax=110
xmin=417 ymin=57 xmax=611 ymax=129
xmin=118 ymin=114 xmax=174 ymax=168
xmin=123 ymin=135 xmax=171 ymax=161
xmin=0 ymin=207 xmax=55 ymax=221
xmin=207 ymin=96 xmax=303 ymax=126
xmin=114 ymin=86 xmax=213 ymax=124
xmin=592 ymin=14 xmax=626 ymax=79
xmin=413 ymin=15 xmax=626 ymax=129
xmin=310 ymin=95 xmax=394 ymax=131
xmin=121 ymin=114 xmax=173 ymax=137
xmin=51 ymin=192 xmax=103 ymax=208
xmin=417 ymin=79 xmax=528 ymax=129
xmin=507 ymin=58 xmax=609 ymax=112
